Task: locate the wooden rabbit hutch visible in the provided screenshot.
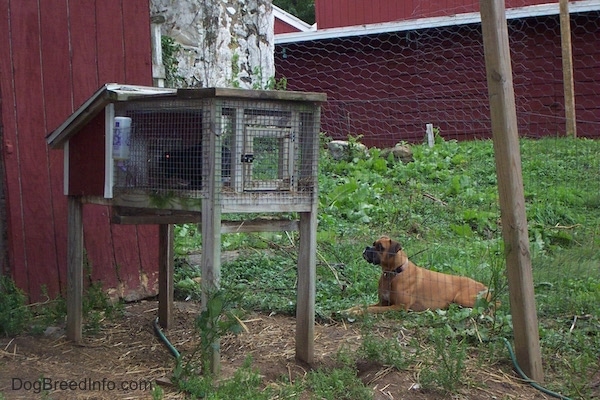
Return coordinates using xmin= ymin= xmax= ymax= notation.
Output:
xmin=47 ymin=84 xmax=326 ymax=364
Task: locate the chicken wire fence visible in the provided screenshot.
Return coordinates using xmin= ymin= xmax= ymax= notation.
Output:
xmin=274 ymin=6 xmax=600 ymax=306
xmin=275 ymin=10 xmax=600 ymax=148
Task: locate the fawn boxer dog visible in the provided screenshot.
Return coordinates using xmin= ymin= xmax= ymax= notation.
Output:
xmin=347 ymin=236 xmax=490 ymax=314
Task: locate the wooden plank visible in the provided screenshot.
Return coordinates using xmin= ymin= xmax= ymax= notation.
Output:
xmin=112 ymin=209 xmax=300 ymax=232
xmin=295 ymin=209 xmax=317 ymax=363
xmin=480 ymin=0 xmax=544 ymax=383
xmin=111 ymin=191 xmax=315 ymax=213
xmin=82 ymin=204 xmax=120 ymax=292
xmin=96 ymin=1 xmax=161 ymax=301
xmin=559 ymin=0 xmax=577 ymax=137
xmin=10 ymin=0 xmax=61 ymax=301
xmin=40 ymin=0 xmax=71 ymax=296
xmin=96 ymin=1 xmax=125 ymax=84
xmin=66 ymin=196 xmax=83 ymax=342
xmin=178 ymin=87 xmax=326 ymax=103
xmin=122 ymin=3 xmax=162 ymax=293
xmin=136 ymin=224 xmax=160 ymax=298
xmin=95 ymin=0 xmax=140 ymax=299
xmin=201 ymin=102 xmax=222 ymax=374
xmin=0 ymin=0 xmax=28 ymax=294
xmin=67 ymin=114 xmax=106 ymax=196
xmin=158 ymin=225 xmax=174 ymax=329
xmin=69 ymin=0 xmax=99 ymax=106
xmin=122 ymin=0 xmax=154 ymax=86
xmin=69 ymin=1 xmax=125 ymax=296
xmin=221 ymin=219 xmax=299 ymax=233
xmin=295 ymin=103 xmax=319 ymax=363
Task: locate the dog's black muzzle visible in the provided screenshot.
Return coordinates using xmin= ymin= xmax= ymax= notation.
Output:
xmin=363 ymin=246 xmax=380 ymax=265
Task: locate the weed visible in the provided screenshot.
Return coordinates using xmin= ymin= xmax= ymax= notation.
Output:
xmin=355 ymin=315 xmax=414 ymax=370
xmin=161 ymin=36 xmax=185 ymax=88
xmin=173 ymin=257 xmax=202 ymax=300
xmin=174 ymin=224 xmax=202 ymax=256
xmin=151 ymin=384 xmax=164 ymax=400
xmin=419 ymin=326 xmax=468 ymax=394
xmin=29 ymin=288 xmax=67 ymax=335
xmin=0 ymin=275 xmax=31 ymax=336
xmin=82 ymin=281 xmax=123 ymax=335
xmin=175 ymin=356 xmax=284 ymax=399
xmin=173 ymin=289 xmax=243 ymax=385
xmin=304 ymin=366 xmax=373 ymax=400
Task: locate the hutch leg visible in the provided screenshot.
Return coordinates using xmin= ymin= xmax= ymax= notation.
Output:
xmin=295 ymin=210 xmax=317 ymax=363
xmin=158 ymin=224 xmax=174 ymax=329
xmin=201 ymin=202 xmax=222 ymax=374
xmin=66 ymin=196 xmax=83 ymax=343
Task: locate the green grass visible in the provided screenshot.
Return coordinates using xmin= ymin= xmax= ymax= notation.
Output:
xmin=4 ymin=135 xmax=595 ymax=398
xmin=167 ymin=136 xmax=599 ymax=398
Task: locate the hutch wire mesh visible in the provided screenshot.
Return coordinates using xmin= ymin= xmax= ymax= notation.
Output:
xmin=111 ymin=89 xmax=324 ymax=211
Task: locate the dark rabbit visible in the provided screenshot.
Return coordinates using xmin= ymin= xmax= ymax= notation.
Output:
xmin=160 ymin=143 xmax=231 ymax=189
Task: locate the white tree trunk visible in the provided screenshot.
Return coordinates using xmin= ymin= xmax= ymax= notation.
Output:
xmin=151 ymin=0 xmax=274 ymax=89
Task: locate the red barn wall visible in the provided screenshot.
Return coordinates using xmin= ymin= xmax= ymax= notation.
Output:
xmin=316 ymin=0 xmax=553 ymax=29
xmin=0 ymin=0 xmax=159 ymax=302
xmin=275 ymin=18 xmax=302 ymax=34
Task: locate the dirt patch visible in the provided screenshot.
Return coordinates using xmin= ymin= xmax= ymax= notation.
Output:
xmin=0 ymin=301 xmax=553 ymax=399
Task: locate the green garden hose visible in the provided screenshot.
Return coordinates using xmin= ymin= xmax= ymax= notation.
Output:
xmin=501 ymin=338 xmax=571 ymax=400
xmin=153 ymin=317 xmax=181 ymax=360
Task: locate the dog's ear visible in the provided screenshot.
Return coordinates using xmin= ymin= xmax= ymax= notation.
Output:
xmin=389 ymin=240 xmax=402 ymax=254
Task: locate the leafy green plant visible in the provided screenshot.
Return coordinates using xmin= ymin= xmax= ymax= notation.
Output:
xmin=174 ymin=289 xmax=243 ymax=385
xmin=419 ymin=326 xmax=468 ymax=394
xmin=0 ymin=275 xmax=31 ymax=336
xmin=174 ymin=223 xmax=201 ymax=256
xmin=175 ymin=356 xmax=288 ymax=399
xmin=356 ymin=316 xmax=414 ymax=370
xmin=151 ymin=384 xmax=164 ymax=400
xmin=173 ymin=257 xmax=202 ymax=300
xmin=161 ymin=36 xmax=185 ymax=88
xmin=304 ymin=366 xmax=373 ymax=400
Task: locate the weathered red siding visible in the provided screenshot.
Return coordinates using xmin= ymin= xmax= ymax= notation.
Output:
xmin=0 ymin=0 xmax=159 ymax=301
xmin=275 ymin=18 xmax=301 ymax=34
xmin=316 ymin=0 xmax=552 ymax=29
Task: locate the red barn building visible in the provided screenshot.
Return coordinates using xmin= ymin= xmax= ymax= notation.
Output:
xmin=0 ymin=1 xmax=159 ymax=302
xmin=275 ymin=0 xmax=600 ymax=146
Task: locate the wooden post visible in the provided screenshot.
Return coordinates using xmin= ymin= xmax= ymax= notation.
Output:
xmin=200 ymin=104 xmax=223 ymax=375
xmin=560 ymin=0 xmax=577 ymax=137
xmin=150 ymin=15 xmax=166 ymax=88
xmin=426 ymin=123 xmax=435 ymax=147
xmin=295 ymin=210 xmax=317 ymax=363
xmin=66 ymin=196 xmax=83 ymax=343
xmin=158 ymin=224 xmax=174 ymax=329
xmin=479 ymin=0 xmax=544 ymax=382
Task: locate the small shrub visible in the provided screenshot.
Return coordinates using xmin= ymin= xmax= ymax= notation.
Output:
xmin=0 ymin=275 xmax=31 ymax=336
xmin=419 ymin=326 xmax=468 ymax=394
xmin=305 ymin=366 xmax=373 ymax=400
